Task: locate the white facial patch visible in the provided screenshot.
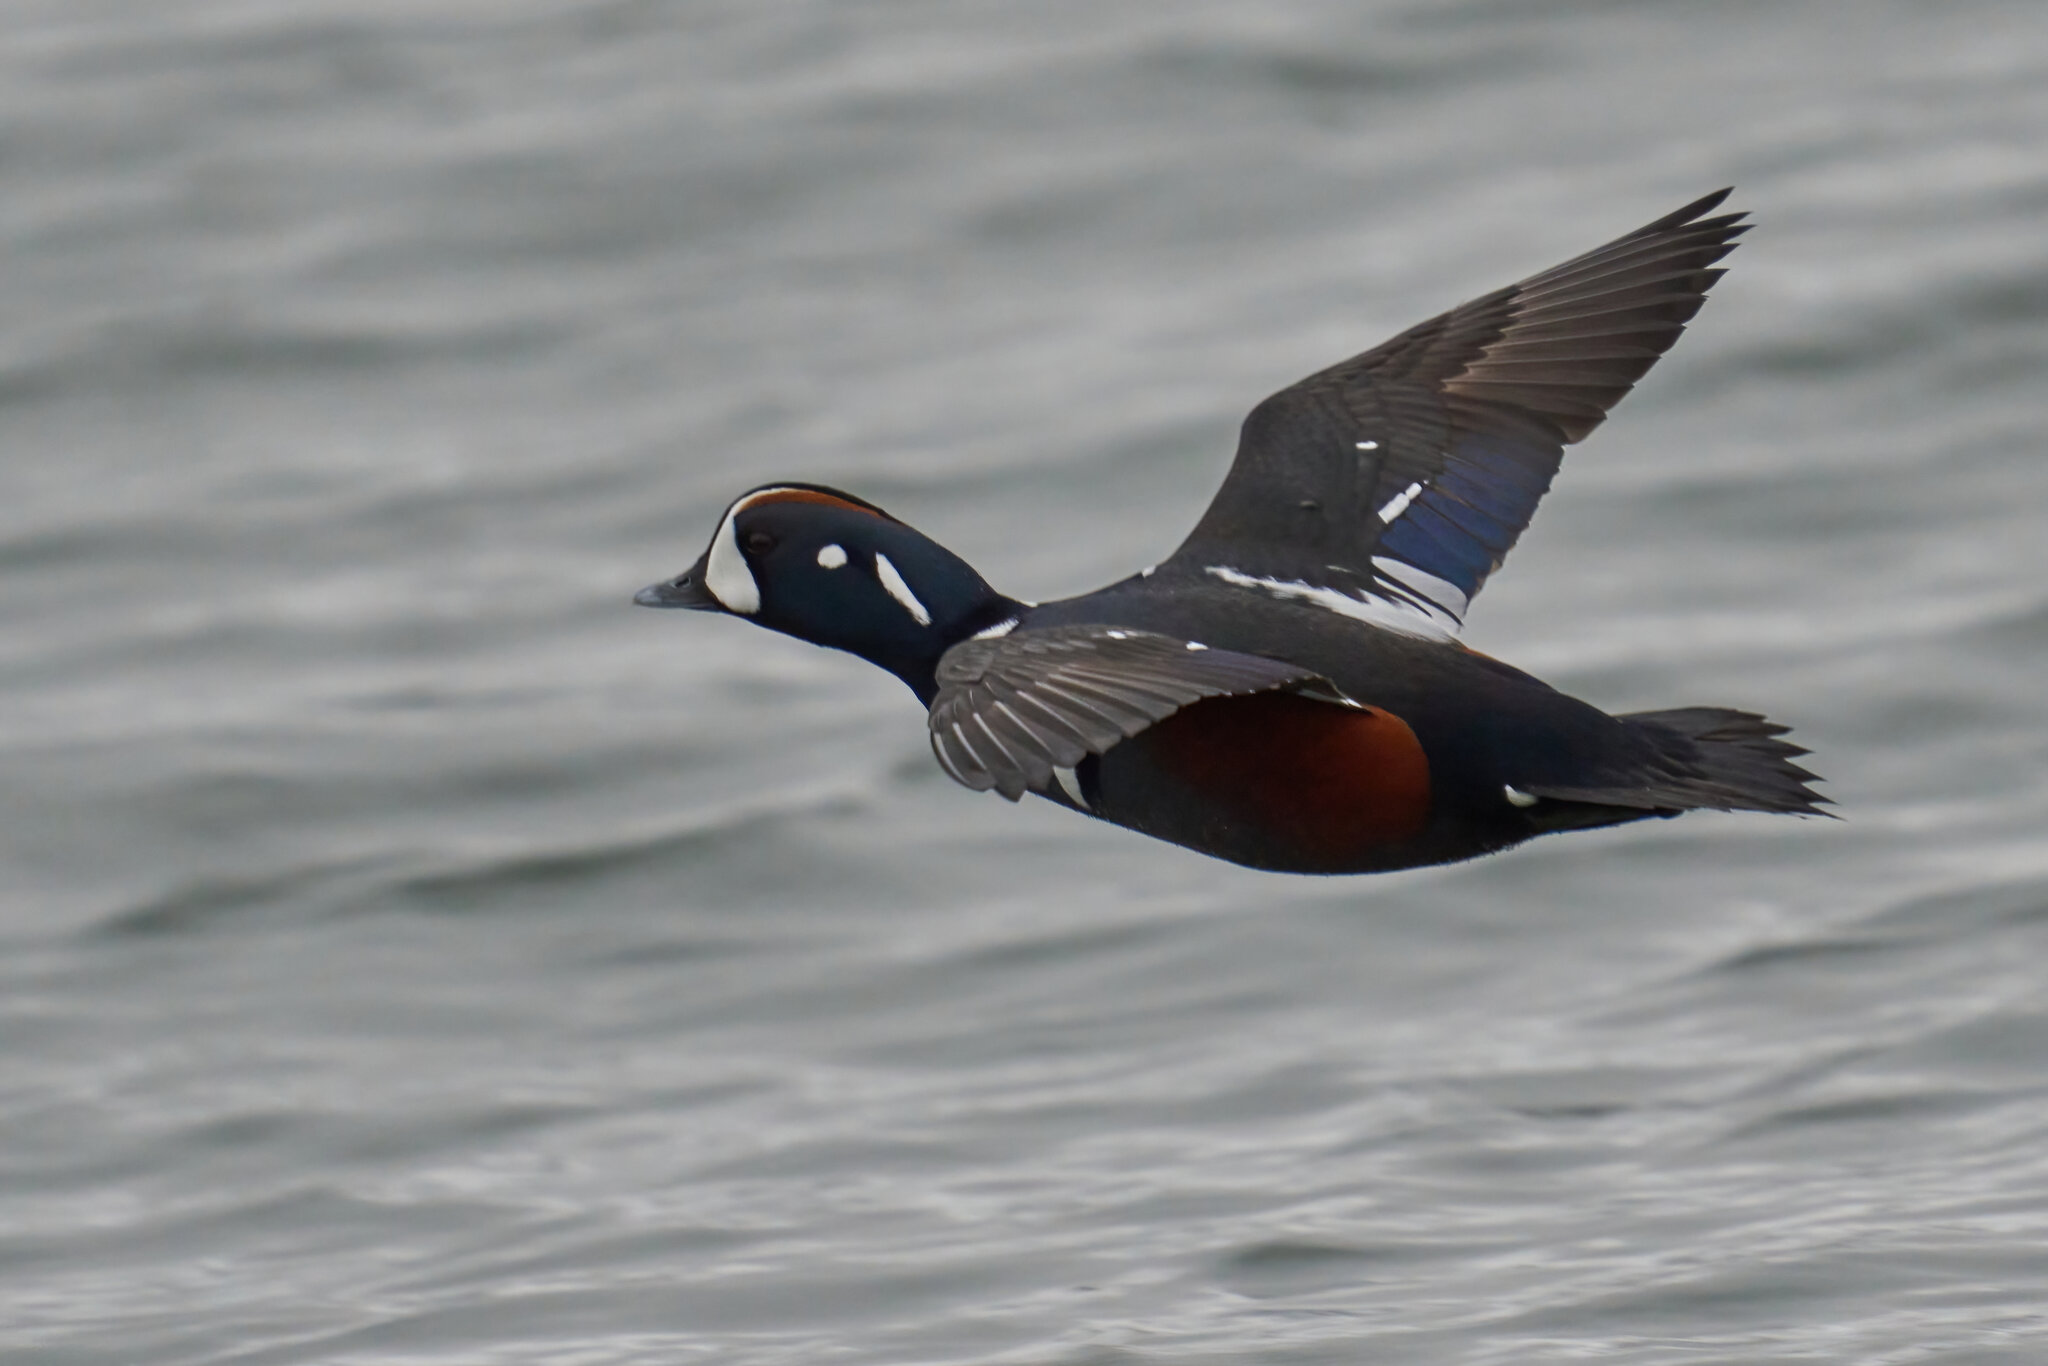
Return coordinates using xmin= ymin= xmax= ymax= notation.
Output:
xmin=816 ymin=543 xmax=847 ymax=569
xmin=874 ymin=552 xmax=931 ymax=626
xmin=704 ymin=497 xmax=765 ymax=615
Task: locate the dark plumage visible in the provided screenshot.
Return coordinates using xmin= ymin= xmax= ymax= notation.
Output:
xmin=638 ymin=191 xmax=1827 ymax=874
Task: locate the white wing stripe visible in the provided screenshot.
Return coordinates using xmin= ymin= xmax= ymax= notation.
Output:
xmin=1371 ymin=556 xmax=1471 ymax=622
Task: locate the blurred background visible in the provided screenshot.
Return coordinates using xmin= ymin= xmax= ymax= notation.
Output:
xmin=4 ymin=2 xmax=2047 ymax=1362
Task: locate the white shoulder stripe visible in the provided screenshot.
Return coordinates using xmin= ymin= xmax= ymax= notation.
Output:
xmin=1204 ymin=565 xmax=1458 ymax=640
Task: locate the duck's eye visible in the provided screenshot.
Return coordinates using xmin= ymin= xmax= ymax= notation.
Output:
xmin=744 ymin=530 xmax=777 ymax=555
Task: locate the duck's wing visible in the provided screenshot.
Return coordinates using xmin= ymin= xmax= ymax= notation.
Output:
xmin=929 ymin=624 xmax=1321 ymax=800
xmin=1167 ymin=190 xmax=1747 ymax=639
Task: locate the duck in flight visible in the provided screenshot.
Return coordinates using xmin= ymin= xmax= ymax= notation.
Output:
xmin=637 ymin=190 xmax=1827 ymax=873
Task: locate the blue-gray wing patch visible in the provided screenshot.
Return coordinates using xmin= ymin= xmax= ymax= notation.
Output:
xmin=929 ymin=625 xmax=1320 ymax=801
xmin=1171 ymin=190 xmax=1748 ymax=635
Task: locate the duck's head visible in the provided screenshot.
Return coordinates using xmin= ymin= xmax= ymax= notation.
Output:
xmin=636 ymin=484 xmax=1016 ymax=702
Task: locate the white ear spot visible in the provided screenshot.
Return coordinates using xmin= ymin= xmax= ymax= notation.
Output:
xmin=873 ymin=553 xmax=931 ymax=626
xmin=1504 ymin=785 xmax=1538 ymax=808
xmin=816 ymin=543 xmax=847 ymax=569
xmin=704 ymin=502 xmax=761 ymax=614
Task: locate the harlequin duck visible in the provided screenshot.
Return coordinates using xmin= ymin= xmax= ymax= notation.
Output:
xmin=637 ymin=189 xmax=1827 ymax=873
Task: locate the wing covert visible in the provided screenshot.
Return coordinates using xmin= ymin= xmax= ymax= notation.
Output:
xmin=929 ymin=624 xmax=1321 ymax=800
xmin=1170 ymin=189 xmax=1748 ymax=635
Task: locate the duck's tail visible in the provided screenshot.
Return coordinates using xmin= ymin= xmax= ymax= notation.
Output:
xmin=1525 ymin=707 xmax=1832 ymax=819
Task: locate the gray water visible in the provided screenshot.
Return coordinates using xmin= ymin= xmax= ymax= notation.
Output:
xmin=5 ymin=2 xmax=2048 ymax=1362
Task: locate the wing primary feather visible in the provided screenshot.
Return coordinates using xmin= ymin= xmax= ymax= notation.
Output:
xmin=970 ymin=711 xmax=1024 ymax=769
xmin=1047 ymin=666 xmax=1183 ymax=711
xmin=1510 ymin=266 xmax=1731 ymax=313
xmin=1001 ymin=688 xmax=1098 ymax=746
xmin=1519 ymin=223 xmax=1747 ymax=288
xmin=991 ymin=698 xmax=1088 ymax=767
xmin=948 ymin=719 xmax=991 ymax=775
xmin=931 ymin=730 xmax=976 ymax=787
xmin=1031 ymin=679 xmax=1149 ymax=733
xmin=969 ymin=714 xmax=1031 ymax=799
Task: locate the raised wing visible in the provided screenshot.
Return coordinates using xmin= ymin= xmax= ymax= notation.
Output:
xmin=1169 ymin=189 xmax=1748 ymax=637
xmin=929 ymin=624 xmax=1320 ymax=800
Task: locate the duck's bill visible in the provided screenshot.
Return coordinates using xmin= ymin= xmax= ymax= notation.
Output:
xmin=634 ymin=556 xmax=722 ymax=610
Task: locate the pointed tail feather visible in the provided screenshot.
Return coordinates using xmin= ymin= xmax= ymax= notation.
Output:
xmin=1526 ymin=707 xmax=1832 ymax=818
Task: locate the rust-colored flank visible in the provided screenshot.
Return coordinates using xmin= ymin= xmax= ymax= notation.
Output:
xmin=1143 ymin=692 xmax=1432 ymax=864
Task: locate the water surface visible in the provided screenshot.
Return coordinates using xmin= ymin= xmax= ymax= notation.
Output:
xmin=5 ymin=2 xmax=2048 ymax=1362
